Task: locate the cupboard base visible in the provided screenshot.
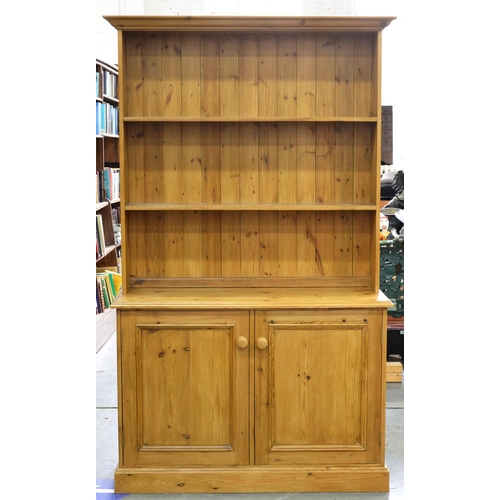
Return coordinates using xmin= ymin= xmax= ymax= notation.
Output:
xmin=114 ymin=465 xmax=390 ymax=493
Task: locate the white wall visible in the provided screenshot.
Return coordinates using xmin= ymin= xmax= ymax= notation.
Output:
xmin=96 ymin=0 xmax=362 ymax=65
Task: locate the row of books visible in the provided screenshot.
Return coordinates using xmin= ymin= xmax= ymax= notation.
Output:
xmin=103 ymin=69 xmax=118 ymax=99
xmin=112 ymin=206 xmax=121 ymax=226
xmin=96 ymin=101 xmax=119 ymax=136
xmin=96 ymin=215 xmax=122 ymax=258
xmin=96 ymin=268 xmax=122 ymax=314
xmin=96 ymin=214 xmax=122 ymax=260
xmin=96 ymin=167 xmax=120 ymax=203
xmin=113 ymin=223 xmax=122 ymax=246
xmin=96 ymin=69 xmax=118 ymax=100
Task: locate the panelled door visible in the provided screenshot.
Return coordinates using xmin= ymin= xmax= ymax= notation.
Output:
xmin=254 ymin=309 xmax=385 ymax=466
xmin=118 ymin=310 xmax=250 ymax=467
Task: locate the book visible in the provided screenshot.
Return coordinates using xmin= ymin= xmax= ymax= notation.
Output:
xmin=103 ymin=167 xmax=120 ymax=201
xmin=96 ymin=278 xmax=105 ymax=313
xmin=103 ymin=169 xmax=111 ymax=200
xmin=96 ymin=269 xmax=122 ymax=311
xmin=105 ymin=270 xmax=122 ymax=296
xmin=100 ymin=103 xmax=106 ymax=135
xmin=96 ymin=101 xmax=101 ymax=135
xmin=96 ymin=214 xmax=106 ymax=258
xmin=99 ymin=271 xmax=116 ymax=300
xmin=100 ymin=276 xmax=110 ymax=308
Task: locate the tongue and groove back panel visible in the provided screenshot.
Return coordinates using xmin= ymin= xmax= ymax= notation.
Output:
xmin=120 ymin=30 xmax=381 ymax=289
xmin=121 ymin=32 xmax=378 ymax=118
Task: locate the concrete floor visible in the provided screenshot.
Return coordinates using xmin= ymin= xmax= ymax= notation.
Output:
xmin=96 ymin=333 xmax=404 ymax=499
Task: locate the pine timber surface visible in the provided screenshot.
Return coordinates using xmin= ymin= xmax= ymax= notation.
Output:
xmin=123 ymin=116 xmax=379 ymax=122
xmin=386 ymin=361 xmax=403 ymax=382
xmin=114 ymin=466 xmax=389 ymax=493
xmin=104 ymin=15 xmax=395 ymax=32
xmin=107 ymin=15 xmax=395 ymax=494
xmin=113 ymin=287 xmax=392 ymax=310
xmin=108 ymin=18 xmax=391 ymax=293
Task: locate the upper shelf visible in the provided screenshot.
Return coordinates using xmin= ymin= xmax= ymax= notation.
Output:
xmin=104 ymin=15 xmax=396 ymax=33
xmin=123 ymin=116 xmax=379 ymax=123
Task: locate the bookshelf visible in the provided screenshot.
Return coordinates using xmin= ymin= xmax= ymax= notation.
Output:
xmin=105 ymin=16 xmax=395 ymax=493
xmin=96 ymin=58 xmax=121 ymax=351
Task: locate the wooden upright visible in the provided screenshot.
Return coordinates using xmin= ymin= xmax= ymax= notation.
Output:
xmin=104 ymin=15 xmax=395 ymax=493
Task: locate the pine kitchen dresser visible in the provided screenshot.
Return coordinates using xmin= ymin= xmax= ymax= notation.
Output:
xmin=104 ymin=15 xmax=396 ymax=493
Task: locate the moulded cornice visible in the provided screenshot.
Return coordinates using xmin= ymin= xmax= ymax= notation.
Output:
xmin=104 ymin=15 xmax=396 ymax=32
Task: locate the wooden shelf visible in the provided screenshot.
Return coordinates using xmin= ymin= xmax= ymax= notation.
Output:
xmin=97 ymin=133 xmax=119 ymax=139
xmin=123 ymin=116 xmax=378 ymax=122
xmin=124 ymin=203 xmax=380 ymax=211
xmin=96 ymin=201 xmax=108 ymax=211
xmin=96 ymin=308 xmax=116 ymax=352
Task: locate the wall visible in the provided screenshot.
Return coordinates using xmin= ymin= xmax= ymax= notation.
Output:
xmin=97 ymin=1 xmax=369 ymax=66
xmin=96 ymin=1 xmax=405 ymax=168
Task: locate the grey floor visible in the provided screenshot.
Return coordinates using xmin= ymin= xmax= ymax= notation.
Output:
xmin=96 ymin=333 xmax=404 ymax=499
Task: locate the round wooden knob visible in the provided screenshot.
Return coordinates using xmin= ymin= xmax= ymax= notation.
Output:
xmin=236 ymin=336 xmax=248 ymax=349
xmin=256 ymin=337 xmax=268 ymax=350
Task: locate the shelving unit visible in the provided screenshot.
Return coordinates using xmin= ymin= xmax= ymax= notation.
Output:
xmin=96 ymin=58 xmax=121 ymax=352
xmin=105 ymin=15 xmax=395 ymax=493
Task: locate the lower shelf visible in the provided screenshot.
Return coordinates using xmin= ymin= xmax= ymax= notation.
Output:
xmin=96 ymin=308 xmax=116 ymax=352
xmin=114 ymin=465 xmax=390 ymax=493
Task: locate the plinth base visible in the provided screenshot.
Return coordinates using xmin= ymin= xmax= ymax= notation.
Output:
xmin=114 ymin=465 xmax=390 ymax=493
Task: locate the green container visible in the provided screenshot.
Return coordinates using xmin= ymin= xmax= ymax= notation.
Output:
xmin=380 ymin=239 xmax=404 ymax=318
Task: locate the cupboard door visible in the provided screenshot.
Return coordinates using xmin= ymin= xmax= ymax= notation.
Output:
xmin=118 ymin=310 xmax=250 ymax=467
xmin=255 ymin=309 xmax=385 ymax=466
